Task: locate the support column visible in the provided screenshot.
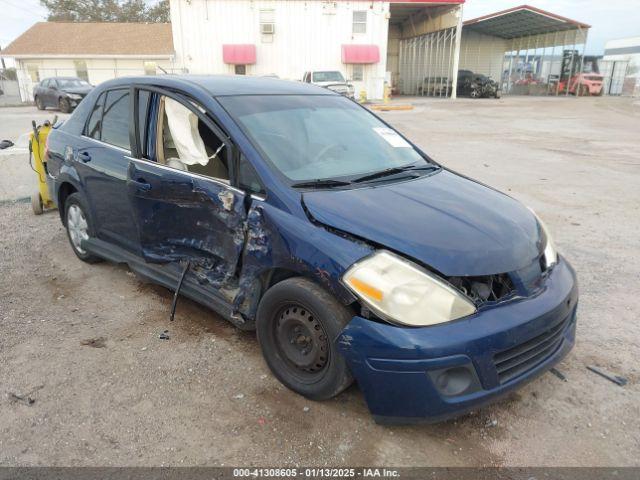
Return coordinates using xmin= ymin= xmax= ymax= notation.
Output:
xmin=450 ymin=4 xmax=464 ymax=99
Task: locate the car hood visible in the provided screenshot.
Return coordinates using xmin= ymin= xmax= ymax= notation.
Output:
xmin=62 ymin=86 xmax=92 ymax=95
xmin=302 ymin=170 xmax=542 ymax=276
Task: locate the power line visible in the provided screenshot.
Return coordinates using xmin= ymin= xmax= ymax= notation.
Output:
xmin=0 ymin=0 xmax=47 ymax=18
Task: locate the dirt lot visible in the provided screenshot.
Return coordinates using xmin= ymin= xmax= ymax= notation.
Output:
xmin=1 ymin=97 xmax=639 ymax=467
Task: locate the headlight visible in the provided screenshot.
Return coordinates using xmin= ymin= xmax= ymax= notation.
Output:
xmin=342 ymin=251 xmax=477 ymax=327
xmin=67 ymin=94 xmax=82 ymax=100
xmin=529 ymin=209 xmax=558 ymax=269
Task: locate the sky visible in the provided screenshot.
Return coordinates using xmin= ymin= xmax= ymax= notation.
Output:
xmin=1 ymin=0 xmax=639 ymax=59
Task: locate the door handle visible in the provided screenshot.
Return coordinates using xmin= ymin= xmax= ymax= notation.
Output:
xmin=131 ymin=178 xmax=152 ymax=191
xmin=78 ymin=151 xmax=91 ymax=163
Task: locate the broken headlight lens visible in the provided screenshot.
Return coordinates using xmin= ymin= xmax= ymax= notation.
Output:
xmin=530 ymin=209 xmax=558 ymax=269
xmin=342 ymin=251 xmax=477 ymax=327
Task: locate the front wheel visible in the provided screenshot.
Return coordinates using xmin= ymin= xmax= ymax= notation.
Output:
xmin=256 ymin=277 xmax=354 ymax=400
xmin=58 ymin=97 xmax=71 ymax=113
xmin=35 ymin=96 xmax=45 ymax=110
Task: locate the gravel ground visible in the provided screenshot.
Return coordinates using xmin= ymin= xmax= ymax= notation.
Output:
xmin=0 ymin=97 xmax=639 ymax=466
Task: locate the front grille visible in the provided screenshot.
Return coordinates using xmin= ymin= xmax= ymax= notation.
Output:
xmin=494 ymin=313 xmax=571 ymax=384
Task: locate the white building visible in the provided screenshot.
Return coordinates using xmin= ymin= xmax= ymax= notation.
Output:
xmin=0 ymin=22 xmax=177 ymax=102
xmin=603 ymin=36 xmax=640 ymax=96
xmin=169 ymin=0 xmax=465 ymax=100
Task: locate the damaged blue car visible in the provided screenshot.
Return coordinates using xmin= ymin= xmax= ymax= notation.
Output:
xmin=45 ymin=76 xmax=578 ymax=423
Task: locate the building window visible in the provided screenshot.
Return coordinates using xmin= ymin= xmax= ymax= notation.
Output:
xmin=74 ymin=60 xmax=89 ymax=82
xmin=235 ymin=65 xmax=246 ymax=75
xmin=260 ymin=9 xmax=275 ymax=43
xmin=26 ymin=64 xmax=40 ymax=82
xmin=144 ymin=61 xmax=157 ymax=75
xmin=352 ymin=64 xmax=364 ymax=82
xmin=353 ymin=11 xmax=367 ymax=34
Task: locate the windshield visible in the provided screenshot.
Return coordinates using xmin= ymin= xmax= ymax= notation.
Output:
xmin=312 ymin=71 xmax=345 ymax=83
xmin=219 ymin=95 xmax=432 ymax=183
xmin=59 ymin=79 xmax=90 ymax=88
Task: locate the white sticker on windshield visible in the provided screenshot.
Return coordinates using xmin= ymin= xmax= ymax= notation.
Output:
xmin=373 ymin=127 xmax=412 ymax=148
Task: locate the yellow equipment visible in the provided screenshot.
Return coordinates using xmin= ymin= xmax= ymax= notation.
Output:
xmin=28 ymin=118 xmax=57 ymax=215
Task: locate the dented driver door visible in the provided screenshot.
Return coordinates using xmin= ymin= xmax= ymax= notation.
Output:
xmin=126 ymin=159 xmax=247 ymax=288
xmin=125 ymin=88 xmax=249 ymax=290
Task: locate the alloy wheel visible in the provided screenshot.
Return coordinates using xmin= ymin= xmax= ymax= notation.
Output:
xmin=67 ymin=204 xmax=89 ymax=254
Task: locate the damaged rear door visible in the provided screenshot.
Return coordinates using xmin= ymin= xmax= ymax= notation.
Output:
xmin=127 ymin=88 xmax=247 ymax=289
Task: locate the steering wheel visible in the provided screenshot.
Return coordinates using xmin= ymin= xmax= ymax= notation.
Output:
xmin=310 ymin=144 xmax=342 ymax=164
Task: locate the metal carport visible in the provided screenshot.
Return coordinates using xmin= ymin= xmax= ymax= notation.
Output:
xmin=460 ymin=5 xmax=591 ymax=95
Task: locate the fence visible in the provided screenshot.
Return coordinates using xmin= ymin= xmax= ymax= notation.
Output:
xmin=14 ymin=66 xmax=186 ymax=103
xmin=398 ymin=27 xmax=458 ymax=97
xmin=0 ymin=78 xmax=21 ymax=106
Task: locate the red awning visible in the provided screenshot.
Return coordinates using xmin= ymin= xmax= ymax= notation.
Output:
xmin=342 ymin=45 xmax=380 ymax=64
xmin=222 ymin=44 xmax=256 ymax=65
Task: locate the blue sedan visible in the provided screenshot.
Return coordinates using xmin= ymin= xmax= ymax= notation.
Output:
xmin=45 ymin=75 xmax=577 ymax=423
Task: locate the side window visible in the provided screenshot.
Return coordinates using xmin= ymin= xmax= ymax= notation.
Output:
xmin=85 ymin=92 xmax=106 ymax=140
xmin=156 ymin=96 xmax=229 ymax=182
xmin=238 ymin=154 xmax=265 ymax=194
xmin=41 ymin=79 xmax=50 ymax=88
xmin=101 ymin=89 xmax=131 ymax=150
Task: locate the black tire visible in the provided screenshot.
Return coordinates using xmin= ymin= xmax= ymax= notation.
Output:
xmin=58 ymin=97 xmax=71 ymax=113
xmin=31 ymin=191 xmax=43 ymax=215
xmin=256 ymin=277 xmax=354 ymax=400
xmin=579 ymin=85 xmax=589 ymax=97
xmin=64 ymin=193 xmax=102 ymax=263
xmin=35 ymin=96 xmax=45 ymax=110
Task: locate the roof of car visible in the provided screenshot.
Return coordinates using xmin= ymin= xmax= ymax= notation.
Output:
xmin=99 ymin=75 xmax=337 ymax=97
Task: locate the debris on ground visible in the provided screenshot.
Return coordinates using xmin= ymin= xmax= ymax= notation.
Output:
xmin=586 ymin=366 xmax=627 ymax=386
xmin=80 ymin=337 xmax=106 ymax=348
xmin=484 ymin=419 xmax=498 ymax=428
xmin=159 ymin=330 xmax=170 ymax=340
xmin=550 ymin=367 xmax=568 ymax=382
xmin=7 ymin=385 xmax=44 ymax=406
xmin=303 ymin=406 xmax=310 ymax=412
xmin=233 ymin=393 xmax=245 ymax=400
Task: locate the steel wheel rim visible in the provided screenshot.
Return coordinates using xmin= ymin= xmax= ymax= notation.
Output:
xmin=67 ymin=204 xmax=89 ymax=254
xmin=273 ymin=304 xmax=330 ymax=381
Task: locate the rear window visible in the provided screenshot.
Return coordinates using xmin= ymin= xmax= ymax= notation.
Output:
xmin=100 ymin=89 xmax=131 ymax=150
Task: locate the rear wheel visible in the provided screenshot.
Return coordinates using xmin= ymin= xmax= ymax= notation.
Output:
xmin=256 ymin=277 xmax=354 ymax=400
xmin=64 ymin=193 xmax=101 ymax=263
xmin=31 ymin=191 xmax=43 ymax=215
xmin=58 ymin=97 xmax=71 ymax=113
xmin=35 ymin=96 xmax=45 ymax=110
xmin=579 ymin=85 xmax=590 ymax=97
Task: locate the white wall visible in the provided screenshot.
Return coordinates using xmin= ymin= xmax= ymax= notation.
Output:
xmin=14 ymin=56 xmax=176 ymax=101
xmin=459 ymin=30 xmax=507 ymax=81
xmin=170 ymin=0 xmax=390 ymax=99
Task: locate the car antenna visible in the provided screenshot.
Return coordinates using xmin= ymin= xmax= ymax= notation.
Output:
xmin=169 ymin=260 xmax=191 ymax=322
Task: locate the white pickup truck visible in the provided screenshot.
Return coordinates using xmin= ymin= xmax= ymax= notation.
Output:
xmin=302 ymin=70 xmax=355 ymax=99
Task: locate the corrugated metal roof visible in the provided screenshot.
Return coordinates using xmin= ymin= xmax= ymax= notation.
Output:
xmin=464 ymin=5 xmax=590 ymax=40
xmin=1 ymin=22 xmax=173 ymax=57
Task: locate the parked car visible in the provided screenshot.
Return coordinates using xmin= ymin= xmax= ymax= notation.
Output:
xmin=45 ymin=76 xmax=577 ymax=423
xmin=34 ymin=77 xmax=93 ymax=113
xmin=457 ymin=69 xmax=501 ymax=98
xmin=303 ymin=70 xmax=355 ymax=98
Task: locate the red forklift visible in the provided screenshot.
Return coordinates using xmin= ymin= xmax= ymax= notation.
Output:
xmin=555 ymin=49 xmax=604 ymax=96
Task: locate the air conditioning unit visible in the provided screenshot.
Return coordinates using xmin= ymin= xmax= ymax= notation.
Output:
xmin=260 ymin=23 xmax=275 ymax=35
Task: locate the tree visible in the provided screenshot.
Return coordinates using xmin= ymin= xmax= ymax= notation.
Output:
xmin=40 ymin=0 xmax=170 ymax=23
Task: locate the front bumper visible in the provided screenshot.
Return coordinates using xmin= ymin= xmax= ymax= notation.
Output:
xmin=336 ymin=256 xmax=578 ymax=424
